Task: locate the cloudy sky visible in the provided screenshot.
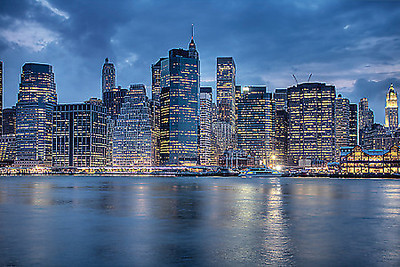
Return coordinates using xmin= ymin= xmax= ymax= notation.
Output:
xmin=1 ymin=0 xmax=400 ymax=123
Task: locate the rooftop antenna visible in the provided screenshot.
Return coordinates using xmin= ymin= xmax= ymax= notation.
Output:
xmin=292 ymin=74 xmax=298 ymax=85
xmin=308 ymin=73 xmax=312 ymax=82
xmin=191 ymin=24 xmax=194 ymax=40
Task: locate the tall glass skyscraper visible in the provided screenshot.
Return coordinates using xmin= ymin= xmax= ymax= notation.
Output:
xmin=385 ymin=83 xmax=398 ymax=134
xmin=287 ymin=83 xmax=336 ymax=165
xmin=2 ymin=107 xmax=16 ymax=135
xmin=349 ymin=103 xmax=358 ymax=146
xmin=217 ymin=57 xmax=236 ymax=123
xmin=113 ymin=84 xmax=152 ymax=166
xmin=102 ymin=58 xmax=116 ymax=95
xmin=15 ymin=63 xmax=57 ymax=167
xmin=159 ymin=37 xmax=200 ymax=166
xmin=359 ymin=98 xmax=374 ymax=146
xmin=335 ymin=94 xmax=350 ymax=159
xmin=199 ymin=87 xmax=213 ymax=166
xmin=237 ymin=86 xmax=274 ymax=166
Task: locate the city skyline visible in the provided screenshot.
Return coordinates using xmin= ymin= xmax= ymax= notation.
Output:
xmin=1 ymin=0 xmax=400 ymax=124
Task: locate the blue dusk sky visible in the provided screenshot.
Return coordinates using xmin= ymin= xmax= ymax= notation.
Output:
xmin=1 ymin=0 xmax=400 ymax=124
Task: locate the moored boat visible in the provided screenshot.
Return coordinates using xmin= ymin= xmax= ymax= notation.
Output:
xmin=239 ymin=167 xmax=282 ymax=177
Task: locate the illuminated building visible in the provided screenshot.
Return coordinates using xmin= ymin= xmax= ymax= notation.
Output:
xmin=0 ymin=134 xmax=16 ymax=166
xmin=359 ymin=98 xmax=374 ymax=146
xmin=113 ymin=84 xmax=152 ymax=166
xmin=103 ymin=86 xmax=128 ymax=120
xmin=340 ymin=145 xmax=400 ymax=174
xmin=0 ymin=61 xmax=3 ymax=134
xmin=274 ymin=88 xmax=287 ymax=111
xmin=15 ymin=63 xmax=57 ymax=167
xmin=384 ymin=83 xmax=398 ymax=134
xmin=237 ymin=86 xmax=274 ymax=166
xmin=274 ymin=109 xmax=288 ymax=166
xmin=102 ymin=58 xmax=116 ymax=95
xmin=151 ymin=58 xmax=166 ymax=166
xmin=287 ymin=82 xmax=336 ymax=165
xmin=199 ymin=87 xmax=213 ymax=165
xmin=349 ymin=103 xmax=358 ymax=146
xmin=3 ymin=106 xmax=16 ymax=135
xmin=362 ymin=123 xmax=386 ymax=150
xmin=52 ymin=99 xmax=107 ymax=167
xmin=212 ymin=121 xmax=233 ymax=161
xmin=159 ymin=34 xmax=199 ymax=166
xmin=335 ymin=94 xmax=350 ymax=159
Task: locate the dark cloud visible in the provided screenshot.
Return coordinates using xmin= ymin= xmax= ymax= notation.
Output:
xmin=0 ymin=0 xmax=400 ymax=123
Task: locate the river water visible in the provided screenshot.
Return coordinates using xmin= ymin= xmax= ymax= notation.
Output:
xmin=0 ymin=176 xmax=399 ymax=266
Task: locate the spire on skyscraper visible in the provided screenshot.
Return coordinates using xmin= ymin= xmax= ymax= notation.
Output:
xmin=188 ymin=24 xmax=198 ymax=59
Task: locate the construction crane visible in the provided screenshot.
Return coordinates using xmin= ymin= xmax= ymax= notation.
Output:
xmin=292 ymin=74 xmax=298 ymax=85
xmin=308 ymin=73 xmax=312 ymax=82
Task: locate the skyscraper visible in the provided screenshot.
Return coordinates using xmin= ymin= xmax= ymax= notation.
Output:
xmin=335 ymin=94 xmax=350 ymax=159
xmin=102 ymin=58 xmax=116 ymax=96
xmin=151 ymin=58 xmax=166 ymax=166
xmin=237 ymin=86 xmax=274 ymax=166
xmin=287 ymin=83 xmax=336 ymax=165
xmin=113 ymin=84 xmax=152 ymax=166
xmin=199 ymin=87 xmax=213 ymax=165
xmin=385 ymin=83 xmax=398 ymax=133
xmin=0 ymin=61 xmax=3 ymax=135
xmin=103 ymin=86 xmax=128 ymax=120
xmin=274 ymin=88 xmax=287 ymax=111
xmin=274 ymin=109 xmax=288 ymax=166
xmin=359 ymin=98 xmax=374 ymax=146
xmin=217 ymin=57 xmax=236 ymax=123
xmin=2 ymin=107 xmax=16 ymax=135
xmin=52 ymin=99 xmax=107 ymax=167
xmin=159 ymin=36 xmax=200 ymax=166
xmin=349 ymin=103 xmax=358 ymax=146
xmin=15 ymin=63 xmax=57 ymax=167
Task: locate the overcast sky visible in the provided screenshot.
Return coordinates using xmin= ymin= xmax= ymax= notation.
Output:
xmin=1 ymin=0 xmax=400 ymax=123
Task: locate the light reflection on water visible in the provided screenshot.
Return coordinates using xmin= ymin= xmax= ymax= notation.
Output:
xmin=0 ymin=176 xmax=399 ymax=265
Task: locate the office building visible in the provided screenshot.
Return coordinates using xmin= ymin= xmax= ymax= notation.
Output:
xmin=349 ymin=103 xmax=358 ymax=146
xmin=237 ymin=86 xmax=274 ymax=166
xmin=52 ymin=99 xmax=107 ymax=167
xmin=0 ymin=134 xmax=16 ymax=165
xmin=113 ymin=84 xmax=152 ymax=166
xmin=15 ymin=63 xmax=57 ymax=167
xmin=335 ymin=94 xmax=350 ymax=159
xmin=385 ymin=83 xmax=398 ymax=134
xmin=103 ymin=86 xmax=128 ymax=120
xmin=199 ymin=87 xmax=213 ymax=165
xmin=3 ymin=107 xmax=16 ymax=135
xmin=274 ymin=88 xmax=287 ymax=111
xmin=102 ymin=58 xmax=116 ymax=95
xmin=217 ymin=57 xmax=236 ymax=123
xmin=274 ymin=109 xmax=288 ymax=166
xmin=287 ymin=83 xmax=336 ymax=165
xmin=159 ymin=36 xmax=200 ymax=166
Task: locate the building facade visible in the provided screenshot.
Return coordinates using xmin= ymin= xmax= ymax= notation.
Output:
xmin=274 ymin=109 xmax=288 ymax=166
xmin=287 ymin=83 xmax=336 ymax=165
xmin=274 ymin=88 xmax=287 ymax=111
xmin=199 ymin=87 xmax=213 ymax=165
xmin=113 ymin=84 xmax=152 ymax=166
xmin=3 ymin=107 xmax=16 ymax=135
xmin=335 ymin=94 xmax=350 ymax=159
xmin=359 ymin=98 xmax=374 ymax=146
xmin=0 ymin=61 xmax=3 ymax=135
xmin=103 ymin=86 xmax=128 ymax=120
xmin=159 ymin=37 xmax=199 ymax=166
xmin=385 ymin=83 xmax=398 ymax=134
xmin=15 ymin=63 xmax=57 ymax=167
xmin=52 ymin=99 xmax=107 ymax=167
xmin=237 ymin=86 xmax=274 ymax=166
xmin=349 ymin=103 xmax=358 ymax=146
xmin=102 ymin=58 xmax=116 ymax=95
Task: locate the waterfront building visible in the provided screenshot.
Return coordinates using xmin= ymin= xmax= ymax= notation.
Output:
xmin=0 ymin=61 xmax=3 ymax=134
xmin=15 ymin=63 xmax=57 ymax=167
xmin=159 ymin=36 xmax=199 ymax=166
xmin=102 ymin=58 xmax=116 ymax=95
xmin=385 ymin=84 xmax=398 ymax=134
xmin=199 ymin=87 xmax=213 ymax=166
xmin=349 ymin=103 xmax=358 ymax=146
xmin=359 ymin=98 xmax=374 ymax=145
xmin=103 ymin=86 xmax=128 ymax=120
xmin=237 ymin=86 xmax=274 ymax=166
xmin=3 ymin=106 xmax=16 ymax=135
xmin=340 ymin=145 xmax=400 ymax=174
xmin=335 ymin=94 xmax=350 ymax=160
xmin=274 ymin=88 xmax=287 ymax=111
xmin=151 ymin=58 xmax=166 ymax=166
xmin=0 ymin=134 xmax=16 ymax=166
xmin=274 ymin=109 xmax=288 ymax=166
xmin=52 ymin=99 xmax=107 ymax=167
xmin=287 ymin=82 xmax=336 ymax=165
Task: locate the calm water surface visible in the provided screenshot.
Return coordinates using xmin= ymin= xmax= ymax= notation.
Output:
xmin=0 ymin=176 xmax=400 ymax=266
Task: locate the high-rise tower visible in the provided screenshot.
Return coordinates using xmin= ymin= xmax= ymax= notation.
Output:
xmin=0 ymin=61 xmax=3 ymax=135
xmin=385 ymin=83 xmax=398 ymax=133
xmin=102 ymin=58 xmax=116 ymax=96
xmin=199 ymin=87 xmax=213 ymax=166
xmin=335 ymin=94 xmax=350 ymax=159
xmin=216 ymin=57 xmax=236 ymax=123
xmin=359 ymin=98 xmax=374 ymax=146
xmin=15 ymin=63 xmax=57 ymax=167
xmin=159 ymin=33 xmax=200 ymax=166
